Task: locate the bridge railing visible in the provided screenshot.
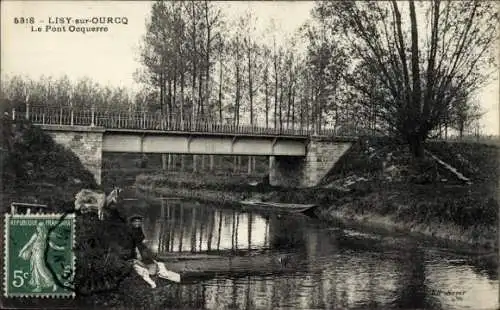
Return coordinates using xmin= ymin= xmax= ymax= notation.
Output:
xmin=10 ymin=106 xmax=357 ymax=137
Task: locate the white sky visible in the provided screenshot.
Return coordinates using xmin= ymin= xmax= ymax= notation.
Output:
xmin=1 ymin=1 xmax=498 ymax=134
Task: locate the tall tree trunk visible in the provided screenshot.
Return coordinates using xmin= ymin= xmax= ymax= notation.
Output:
xmin=279 ymin=80 xmax=283 ymax=131
xmin=291 ymin=88 xmax=295 ymax=130
xmin=160 ymin=66 xmax=165 ymax=115
xmin=264 ymin=66 xmax=269 ymax=128
xmin=218 ymin=59 xmax=223 ymax=124
xmin=172 ymin=67 xmax=177 ymax=124
xmin=408 ymin=134 xmax=424 ymax=158
xmin=409 ymin=0 xmax=422 ymax=134
xmin=274 ymin=59 xmax=278 ymax=129
xmin=286 ymin=82 xmax=292 ymax=129
xmin=248 ymin=45 xmax=254 ymax=125
xmin=198 ymin=73 xmax=203 ymax=118
xmin=205 ymin=1 xmax=211 ymax=116
xmin=299 ymin=96 xmax=305 ymax=130
xmin=191 ymin=2 xmax=197 ymax=129
xmin=235 ymin=43 xmax=241 ymax=126
xmin=180 ymin=70 xmax=185 ymax=128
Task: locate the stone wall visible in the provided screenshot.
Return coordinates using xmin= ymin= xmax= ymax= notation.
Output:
xmin=270 ymin=138 xmax=353 ymax=188
xmin=301 ymin=140 xmax=352 ymax=187
xmin=42 ymin=125 xmax=104 ymax=185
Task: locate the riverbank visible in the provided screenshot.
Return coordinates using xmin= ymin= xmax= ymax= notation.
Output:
xmin=1 ymin=117 xmax=140 ymax=307
xmin=135 ymin=137 xmax=498 ymax=252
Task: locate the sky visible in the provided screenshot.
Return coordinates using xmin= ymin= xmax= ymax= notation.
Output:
xmin=1 ymin=1 xmax=498 ymax=135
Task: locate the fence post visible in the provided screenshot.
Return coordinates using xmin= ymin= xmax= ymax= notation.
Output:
xmin=42 ymin=113 xmax=46 ymax=124
xmin=70 ymin=108 xmax=74 ymax=126
xmin=59 ymin=107 xmax=63 ymax=125
xmin=11 ymin=108 xmax=15 ymax=121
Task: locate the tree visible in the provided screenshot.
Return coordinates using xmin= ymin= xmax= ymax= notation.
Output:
xmin=451 ymin=91 xmax=484 ymax=138
xmin=314 ymin=1 xmax=498 ymax=157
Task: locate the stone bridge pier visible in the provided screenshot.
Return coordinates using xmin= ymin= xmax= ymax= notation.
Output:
xmin=269 ymin=138 xmax=353 ymax=188
xmin=41 ymin=125 xmax=104 ymax=185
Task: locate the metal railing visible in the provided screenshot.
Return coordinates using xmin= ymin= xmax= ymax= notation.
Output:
xmin=9 ymin=106 xmax=358 ymax=137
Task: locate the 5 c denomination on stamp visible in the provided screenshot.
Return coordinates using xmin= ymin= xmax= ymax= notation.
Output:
xmin=4 ymin=214 xmax=75 ymax=298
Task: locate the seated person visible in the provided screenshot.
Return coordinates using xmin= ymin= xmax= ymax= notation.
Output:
xmin=129 ymin=215 xmax=180 ymax=288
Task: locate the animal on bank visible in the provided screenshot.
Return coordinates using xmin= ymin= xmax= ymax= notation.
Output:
xmin=74 ymin=186 xmax=123 ymax=220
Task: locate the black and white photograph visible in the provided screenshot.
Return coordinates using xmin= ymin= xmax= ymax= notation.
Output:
xmin=1 ymin=1 xmax=499 ymax=309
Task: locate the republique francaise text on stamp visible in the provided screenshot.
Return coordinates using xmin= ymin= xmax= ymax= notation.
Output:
xmin=3 ymin=214 xmax=75 ymax=298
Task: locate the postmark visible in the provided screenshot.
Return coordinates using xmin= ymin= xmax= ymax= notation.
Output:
xmin=4 ymin=213 xmax=75 ymax=298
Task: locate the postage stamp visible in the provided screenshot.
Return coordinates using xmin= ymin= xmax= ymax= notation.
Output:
xmin=3 ymin=213 xmax=75 ymax=298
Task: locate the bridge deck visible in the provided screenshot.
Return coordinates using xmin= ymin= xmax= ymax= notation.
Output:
xmin=12 ymin=106 xmax=345 ymax=137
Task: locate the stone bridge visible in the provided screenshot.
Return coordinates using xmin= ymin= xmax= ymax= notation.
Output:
xmin=39 ymin=124 xmax=354 ymax=188
xmin=14 ymin=106 xmax=357 ymax=188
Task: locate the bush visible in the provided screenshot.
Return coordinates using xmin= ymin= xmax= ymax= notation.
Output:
xmin=1 ymin=119 xmax=97 ymax=211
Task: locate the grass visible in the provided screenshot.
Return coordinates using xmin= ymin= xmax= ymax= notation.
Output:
xmin=318 ymin=137 xmax=499 ymax=250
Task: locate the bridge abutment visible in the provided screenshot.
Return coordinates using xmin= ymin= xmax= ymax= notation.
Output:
xmin=41 ymin=125 xmax=105 ymax=185
xmin=270 ymin=139 xmax=353 ymax=188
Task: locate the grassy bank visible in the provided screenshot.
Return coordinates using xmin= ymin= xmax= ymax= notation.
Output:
xmin=1 ymin=117 xmax=139 ymax=307
xmin=1 ymin=118 xmax=98 ymax=210
xmin=136 ymin=137 xmax=498 ymax=251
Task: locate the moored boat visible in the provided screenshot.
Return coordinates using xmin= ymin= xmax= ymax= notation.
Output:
xmin=239 ymin=199 xmax=318 ymax=213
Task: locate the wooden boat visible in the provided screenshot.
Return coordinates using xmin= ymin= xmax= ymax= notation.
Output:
xmin=158 ymin=251 xmax=303 ymax=280
xmin=239 ymin=199 xmax=318 ymax=213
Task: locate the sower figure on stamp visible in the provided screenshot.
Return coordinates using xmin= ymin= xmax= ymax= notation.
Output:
xmin=18 ymin=221 xmax=65 ymax=292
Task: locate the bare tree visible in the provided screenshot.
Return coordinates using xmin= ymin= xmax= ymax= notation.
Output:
xmin=314 ymin=1 xmax=498 ymax=157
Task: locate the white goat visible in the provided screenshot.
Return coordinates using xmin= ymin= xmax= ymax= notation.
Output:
xmin=74 ymin=187 xmax=122 ymax=220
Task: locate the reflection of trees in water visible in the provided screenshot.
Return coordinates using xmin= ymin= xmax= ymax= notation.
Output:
xmin=207 ymin=209 xmax=214 ymax=251
xmin=153 ymin=204 xmax=272 ymax=254
xmin=392 ymin=243 xmax=442 ymax=310
xmin=177 ymin=205 xmax=184 ymax=252
xmin=190 ymin=207 xmax=197 ymax=252
xmin=217 ymin=211 xmax=223 ymax=250
xmin=469 ymin=254 xmax=498 ymax=281
xmin=269 ymin=215 xmax=306 ymax=251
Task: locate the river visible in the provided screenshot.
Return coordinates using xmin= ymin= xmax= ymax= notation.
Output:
xmin=122 ymin=192 xmax=498 ymax=310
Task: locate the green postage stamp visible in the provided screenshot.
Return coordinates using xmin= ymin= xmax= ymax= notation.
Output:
xmin=4 ymin=214 xmax=76 ymax=298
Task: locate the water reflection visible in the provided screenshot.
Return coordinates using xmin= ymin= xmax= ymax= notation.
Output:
xmin=134 ymin=197 xmax=498 ymax=310
xmin=143 ymin=202 xmax=272 ymax=254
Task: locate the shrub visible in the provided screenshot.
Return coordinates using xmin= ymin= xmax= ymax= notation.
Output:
xmin=1 ymin=119 xmax=97 ymax=210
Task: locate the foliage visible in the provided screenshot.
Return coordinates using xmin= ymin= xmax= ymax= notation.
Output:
xmin=1 ymin=75 xmax=140 ymax=112
xmin=311 ymin=1 xmax=498 ymax=157
xmin=1 ymin=116 xmax=97 ymax=209
xmin=75 ymin=215 xmax=135 ymax=295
